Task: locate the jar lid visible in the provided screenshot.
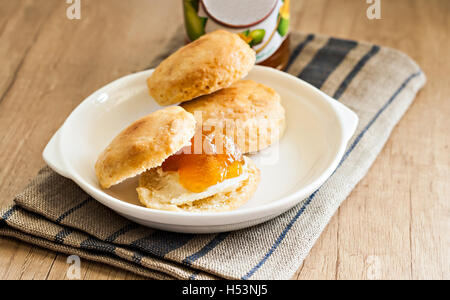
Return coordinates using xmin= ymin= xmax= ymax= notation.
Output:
xmin=202 ymin=0 xmax=278 ymax=28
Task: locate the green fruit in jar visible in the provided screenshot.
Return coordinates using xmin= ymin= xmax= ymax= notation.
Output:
xmin=249 ymin=29 xmax=266 ymax=46
xmin=241 ymin=29 xmax=250 ymax=37
xmin=277 ymin=16 xmax=290 ymax=37
xmin=238 ymin=32 xmax=253 ymax=45
xmin=183 ymin=0 xmax=207 ymax=41
xmin=278 ymin=0 xmax=290 ymax=37
xmin=186 ymin=0 xmax=200 ymax=12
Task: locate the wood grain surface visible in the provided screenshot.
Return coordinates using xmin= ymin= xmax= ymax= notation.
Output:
xmin=0 ymin=0 xmax=448 ymax=280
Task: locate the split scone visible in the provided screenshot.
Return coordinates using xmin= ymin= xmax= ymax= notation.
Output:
xmin=137 ymin=133 xmax=260 ymax=212
xmin=181 ymin=80 xmax=286 ymax=154
xmin=147 ymin=30 xmax=256 ymax=106
xmin=95 ymin=106 xmax=260 ymax=212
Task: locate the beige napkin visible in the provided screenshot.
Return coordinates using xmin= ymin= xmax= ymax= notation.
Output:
xmin=0 ymin=31 xmax=426 ymax=280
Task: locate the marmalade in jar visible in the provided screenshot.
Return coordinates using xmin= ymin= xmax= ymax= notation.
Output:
xmin=183 ymin=0 xmax=291 ymax=70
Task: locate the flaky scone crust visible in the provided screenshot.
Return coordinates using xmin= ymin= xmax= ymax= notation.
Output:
xmin=95 ymin=107 xmax=196 ymax=189
xmin=147 ymin=30 xmax=256 ymax=106
xmin=181 ymin=80 xmax=286 ymax=153
xmin=137 ymin=157 xmax=261 ymax=212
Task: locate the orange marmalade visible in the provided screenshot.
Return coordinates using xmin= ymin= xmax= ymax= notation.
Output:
xmin=162 ymin=134 xmax=244 ymax=193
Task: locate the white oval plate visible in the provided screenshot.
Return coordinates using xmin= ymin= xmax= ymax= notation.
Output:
xmin=43 ymin=66 xmax=358 ymax=234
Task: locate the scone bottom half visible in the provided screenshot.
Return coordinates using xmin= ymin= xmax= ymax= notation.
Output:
xmin=95 ymin=106 xmax=196 ymax=189
xmin=137 ymin=156 xmax=261 ymax=213
xmin=136 ymin=132 xmax=260 ymax=212
xmin=95 ymin=106 xmax=261 ymax=213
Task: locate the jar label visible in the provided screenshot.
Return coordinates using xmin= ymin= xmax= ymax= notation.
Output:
xmin=183 ymin=0 xmax=290 ymax=64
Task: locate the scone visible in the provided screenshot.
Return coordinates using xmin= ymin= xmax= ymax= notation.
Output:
xmin=95 ymin=106 xmax=196 ymax=189
xmin=95 ymin=107 xmax=260 ymax=212
xmin=136 ymin=133 xmax=260 ymax=212
xmin=181 ymin=80 xmax=286 ymax=153
xmin=147 ymin=30 xmax=256 ymax=106
xmin=137 ymin=156 xmax=260 ymax=213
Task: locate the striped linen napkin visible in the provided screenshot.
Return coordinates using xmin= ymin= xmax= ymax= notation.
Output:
xmin=0 ymin=31 xmax=426 ymax=280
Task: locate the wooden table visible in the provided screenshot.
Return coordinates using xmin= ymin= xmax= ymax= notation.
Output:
xmin=0 ymin=0 xmax=448 ymax=280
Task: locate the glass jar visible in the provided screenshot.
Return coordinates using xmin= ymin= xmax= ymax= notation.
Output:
xmin=183 ymin=0 xmax=291 ymax=70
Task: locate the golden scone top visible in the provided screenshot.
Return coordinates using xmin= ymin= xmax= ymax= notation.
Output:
xmin=95 ymin=106 xmax=196 ymax=189
xmin=182 ymin=80 xmax=286 ymax=153
xmin=147 ymin=30 xmax=256 ymax=106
